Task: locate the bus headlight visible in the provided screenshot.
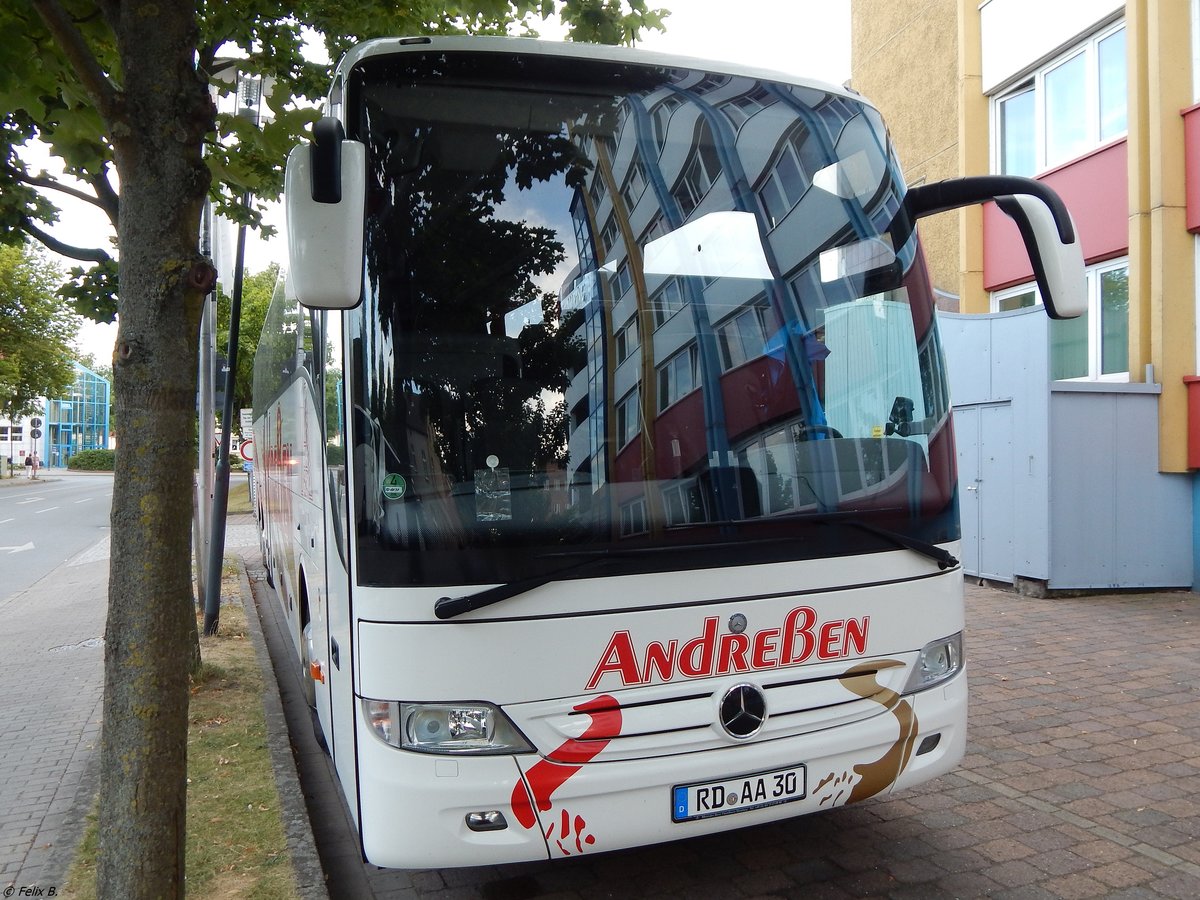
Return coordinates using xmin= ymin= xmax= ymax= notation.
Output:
xmin=902 ymin=632 xmax=963 ymax=693
xmin=362 ymin=699 xmax=533 ymax=754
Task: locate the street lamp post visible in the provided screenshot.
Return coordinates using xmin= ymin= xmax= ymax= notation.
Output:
xmin=203 ymin=69 xmax=263 ymax=635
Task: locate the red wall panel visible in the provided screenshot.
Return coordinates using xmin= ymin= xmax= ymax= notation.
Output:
xmin=983 ymin=139 xmax=1129 ymax=291
xmin=1184 ymin=103 xmax=1200 ymax=234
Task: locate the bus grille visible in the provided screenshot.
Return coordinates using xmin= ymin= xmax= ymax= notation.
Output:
xmin=506 ymin=654 xmax=915 ymax=762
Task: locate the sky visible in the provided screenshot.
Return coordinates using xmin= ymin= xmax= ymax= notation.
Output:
xmin=65 ymin=0 xmax=850 ymax=361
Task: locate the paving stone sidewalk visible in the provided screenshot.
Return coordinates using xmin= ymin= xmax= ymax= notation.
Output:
xmin=0 ymin=553 xmax=107 ymax=892
xmin=259 ymin=576 xmax=1200 ymax=899
xmin=0 ymin=511 xmax=260 ymax=894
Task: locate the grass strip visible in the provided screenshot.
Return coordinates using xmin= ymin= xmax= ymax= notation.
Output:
xmin=64 ymin=563 xmax=299 ymax=899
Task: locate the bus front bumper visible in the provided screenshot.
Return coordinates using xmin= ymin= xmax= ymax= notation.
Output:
xmin=355 ymin=670 xmax=966 ymax=869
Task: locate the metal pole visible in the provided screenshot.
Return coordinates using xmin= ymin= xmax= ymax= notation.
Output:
xmin=194 ymin=199 xmax=216 ymax=609
xmin=195 ymin=288 xmax=215 ymax=608
xmin=203 ymin=71 xmax=263 ymax=635
xmin=203 ymin=203 xmax=248 ymax=635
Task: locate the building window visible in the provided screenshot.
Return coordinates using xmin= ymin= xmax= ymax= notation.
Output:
xmin=615 ymin=316 xmax=639 ymax=364
xmin=1051 ymin=263 xmax=1128 ymax=380
xmin=691 ymin=74 xmax=730 ymax=95
xmin=1044 ymin=51 xmax=1088 ymax=165
xmin=614 ymin=259 xmax=633 ymax=297
xmin=640 ymin=213 xmax=670 ymax=247
xmin=599 ymin=215 xmax=619 ymax=255
xmin=589 ymin=174 xmax=607 ymax=209
xmin=991 ymin=285 xmax=1037 ymax=313
xmin=612 ymin=102 xmax=631 ymax=154
xmin=616 ymin=387 xmax=640 ymax=447
xmin=990 ymin=259 xmax=1129 ymax=381
xmin=571 ymin=202 xmax=590 ymax=265
xmin=662 ymin=478 xmax=708 ymax=526
xmin=993 ymin=22 xmax=1127 ymax=176
xmin=999 ymin=87 xmax=1036 ymax=177
xmin=621 ymin=159 xmax=647 ymax=211
xmin=756 ymin=124 xmax=820 ymax=228
xmin=652 ymin=95 xmax=683 ymax=152
xmin=716 ymin=302 xmax=769 ymax=370
xmin=569 ymin=395 xmax=589 ymax=432
xmin=721 ymin=84 xmax=775 ymax=129
xmin=652 ymin=278 xmax=687 ymax=328
xmin=737 ymin=425 xmax=805 ymax=516
xmin=620 ymin=497 xmax=648 ymax=536
xmin=1096 ymin=26 xmax=1127 ymax=141
xmin=658 ymin=344 xmax=701 ymax=411
xmin=672 ymin=121 xmax=721 ymax=218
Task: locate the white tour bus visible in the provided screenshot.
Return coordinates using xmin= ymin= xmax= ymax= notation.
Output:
xmin=253 ymin=35 xmax=1084 ymax=868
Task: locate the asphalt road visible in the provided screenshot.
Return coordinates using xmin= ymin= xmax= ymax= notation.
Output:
xmin=0 ymin=473 xmax=114 ymax=601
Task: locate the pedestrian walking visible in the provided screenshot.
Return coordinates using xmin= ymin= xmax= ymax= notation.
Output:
xmin=29 ymin=453 xmax=39 ymax=479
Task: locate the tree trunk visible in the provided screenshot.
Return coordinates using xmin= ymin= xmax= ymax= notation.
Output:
xmin=96 ymin=2 xmax=213 ymax=896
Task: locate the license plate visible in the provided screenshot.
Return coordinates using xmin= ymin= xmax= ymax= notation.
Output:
xmin=672 ymin=764 xmax=807 ymax=822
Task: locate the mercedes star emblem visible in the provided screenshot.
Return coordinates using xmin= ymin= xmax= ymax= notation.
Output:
xmin=719 ymin=683 xmax=767 ymax=739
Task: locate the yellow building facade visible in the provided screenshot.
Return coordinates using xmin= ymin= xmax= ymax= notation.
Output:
xmin=853 ymin=0 xmax=1197 ymax=476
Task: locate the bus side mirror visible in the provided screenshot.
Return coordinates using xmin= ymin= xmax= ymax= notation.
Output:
xmin=284 ymin=116 xmax=366 ymax=309
xmin=905 ymin=175 xmax=1086 ymax=319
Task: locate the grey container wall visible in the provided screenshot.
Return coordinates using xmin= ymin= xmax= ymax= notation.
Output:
xmin=939 ymin=307 xmax=1191 ymax=590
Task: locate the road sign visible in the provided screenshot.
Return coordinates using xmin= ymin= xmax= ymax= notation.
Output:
xmin=30 ymin=417 xmax=42 ymax=428
xmin=238 ymin=439 xmax=255 ymax=463
xmin=30 ymin=428 xmax=42 ymax=439
xmin=240 ymin=408 xmax=254 ymax=434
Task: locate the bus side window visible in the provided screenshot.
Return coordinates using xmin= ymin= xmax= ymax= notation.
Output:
xmin=322 ymin=311 xmax=350 ymax=565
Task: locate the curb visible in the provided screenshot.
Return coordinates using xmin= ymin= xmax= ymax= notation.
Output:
xmin=0 ymin=476 xmax=60 ymax=487
xmin=236 ymin=559 xmax=330 ymax=900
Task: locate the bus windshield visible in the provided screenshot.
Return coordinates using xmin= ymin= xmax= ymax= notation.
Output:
xmin=345 ymin=49 xmax=957 ymax=589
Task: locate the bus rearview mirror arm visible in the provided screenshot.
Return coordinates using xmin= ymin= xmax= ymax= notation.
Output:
xmin=904 ymin=175 xmax=1086 ymax=320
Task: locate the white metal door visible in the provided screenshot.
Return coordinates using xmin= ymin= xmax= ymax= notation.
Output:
xmin=954 ymin=403 xmax=1015 ymax=582
xmin=954 ymin=407 xmax=981 ymax=576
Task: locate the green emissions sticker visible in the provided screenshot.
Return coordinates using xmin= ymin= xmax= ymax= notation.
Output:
xmin=381 ymin=473 xmax=407 ymax=501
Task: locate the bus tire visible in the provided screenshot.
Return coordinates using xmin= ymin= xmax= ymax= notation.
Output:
xmin=311 ymin=706 xmax=330 ymax=754
xmin=300 ymin=620 xmax=318 ymax=709
xmin=258 ymin=507 xmax=274 ymax=585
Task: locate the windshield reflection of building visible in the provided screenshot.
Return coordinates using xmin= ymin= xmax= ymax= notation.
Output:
xmin=560 ymin=71 xmax=888 ymax=539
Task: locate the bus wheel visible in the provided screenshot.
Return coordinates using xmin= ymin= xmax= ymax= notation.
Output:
xmin=310 ymin=706 xmax=329 ymax=754
xmin=300 ymin=621 xmax=318 ymax=709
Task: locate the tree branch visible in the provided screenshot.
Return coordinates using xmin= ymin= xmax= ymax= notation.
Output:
xmin=198 ymin=42 xmax=218 ymax=77
xmin=21 ymin=217 xmax=112 ymax=263
xmin=85 ymin=166 xmax=120 ymax=226
xmin=18 ymin=171 xmax=109 ymax=211
xmin=30 ymin=0 xmax=121 ymax=123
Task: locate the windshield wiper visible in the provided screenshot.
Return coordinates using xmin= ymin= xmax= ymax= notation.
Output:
xmin=434 ymin=540 xmax=758 ymax=619
xmin=434 ymin=552 xmax=627 ymax=620
xmin=814 ymin=515 xmax=959 ymax=570
xmin=725 ymin=512 xmax=959 ymax=570
xmin=434 ymin=521 xmax=957 ymax=620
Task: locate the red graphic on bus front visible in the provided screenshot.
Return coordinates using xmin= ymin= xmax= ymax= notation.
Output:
xmin=546 ymin=809 xmax=596 ymax=856
xmin=510 ymin=694 xmax=621 ymax=853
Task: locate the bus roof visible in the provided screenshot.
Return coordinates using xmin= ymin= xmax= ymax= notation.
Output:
xmin=331 ymin=35 xmax=858 ymax=106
